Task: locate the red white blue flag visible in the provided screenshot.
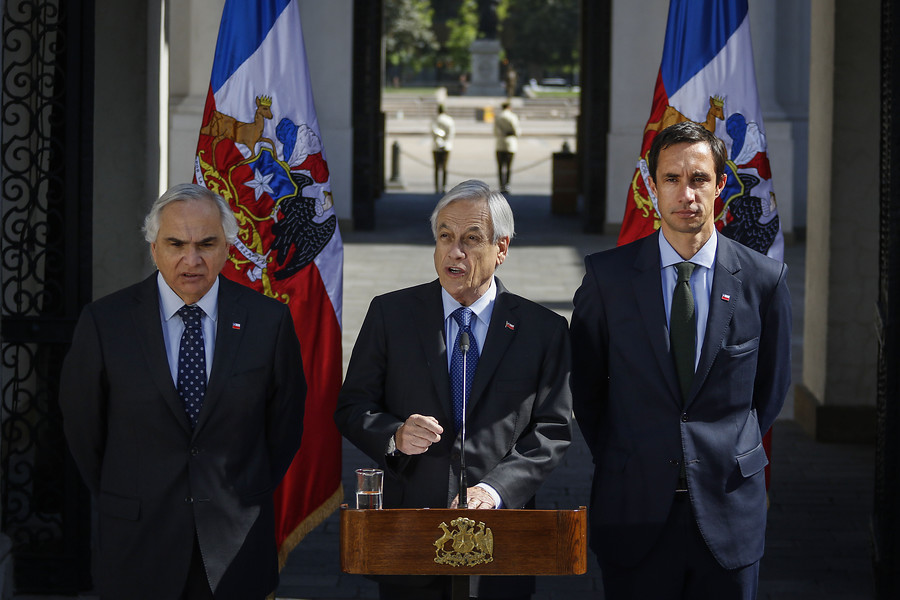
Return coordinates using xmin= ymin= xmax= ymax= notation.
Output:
xmin=619 ymin=0 xmax=784 ymax=262
xmin=193 ymin=0 xmax=343 ymax=565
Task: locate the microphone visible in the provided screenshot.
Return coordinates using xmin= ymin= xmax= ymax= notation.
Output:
xmin=458 ymin=331 xmax=470 ymax=509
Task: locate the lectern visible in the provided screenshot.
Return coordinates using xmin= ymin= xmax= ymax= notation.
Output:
xmin=340 ymin=506 xmax=587 ymax=599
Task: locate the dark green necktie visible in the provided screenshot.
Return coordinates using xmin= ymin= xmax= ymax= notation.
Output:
xmin=670 ymin=262 xmax=697 ymax=400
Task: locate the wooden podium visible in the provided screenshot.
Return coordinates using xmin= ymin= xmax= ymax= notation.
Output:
xmin=340 ymin=506 xmax=587 ymax=598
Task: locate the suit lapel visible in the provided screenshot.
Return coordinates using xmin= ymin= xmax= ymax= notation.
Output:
xmin=195 ymin=277 xmax=247 ymax=435
xmin=413 ymin=281 xmax=453 ymax=426
xmin=632 ymin=233 xmax=681 ymax=403
xmin=688 ymin=234 xmax=741 ymax=406
xmin=468 ymin=278 xmax=517 ymax=410
xmin=131 ymin=273 xmax=192 ymax=434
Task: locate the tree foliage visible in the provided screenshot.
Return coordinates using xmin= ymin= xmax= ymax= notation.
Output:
xmin=442 ymin=0 xmax=479 ymax=73
xmin=384 ymin=0 xmax=439 ymax=74
xmin=384 ymin=0 xmax=580 ymax=85
xmin=499 ymin=0 xmax=580 ymax=80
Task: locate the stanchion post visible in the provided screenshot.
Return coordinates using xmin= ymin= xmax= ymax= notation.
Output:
xmin=390 ymin=141 xmax=401 ymax=182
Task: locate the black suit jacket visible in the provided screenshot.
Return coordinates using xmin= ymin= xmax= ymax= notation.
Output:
xmin=334 ymin=278 xmax=572 ymax=595
xmin=570 ymin=232 xmax=791 ymax=571
xmin=60 ymin=274 xmax=306 ymax=600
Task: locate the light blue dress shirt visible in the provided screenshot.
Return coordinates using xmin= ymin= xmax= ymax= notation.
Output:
xmin=441 ymin=277 xmax=496 ymax=369
xmin=439 ymin=277 xmax=502 ymax=508
xmin=659 ymin=232 xmax=717 ymax=371
xmin=157 ymin=272 xmax=219 ymax=385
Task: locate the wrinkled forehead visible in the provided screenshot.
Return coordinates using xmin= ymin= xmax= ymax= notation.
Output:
xmin=436 ymin=198 xmax=493 ymax=232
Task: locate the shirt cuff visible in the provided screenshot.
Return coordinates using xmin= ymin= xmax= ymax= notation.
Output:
xmin=475 ymin=483 xmax=503 ymax=509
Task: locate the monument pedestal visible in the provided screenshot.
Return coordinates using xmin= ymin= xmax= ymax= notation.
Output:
xmin=467 ymin=39 xmax=503 ymax=96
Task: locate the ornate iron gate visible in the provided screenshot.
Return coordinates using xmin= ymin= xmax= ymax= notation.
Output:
xmin=876 ymin=1 xmax=900 ymax=597
xmin=0 ymin=0 xmax=93 ymax=592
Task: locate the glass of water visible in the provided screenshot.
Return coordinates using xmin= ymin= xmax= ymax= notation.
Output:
xmin=355 ymin=468 xmax=383 ymax=509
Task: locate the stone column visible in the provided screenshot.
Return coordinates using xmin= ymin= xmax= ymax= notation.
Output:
xmin=93 ymin=0 xmax=161 ymax=296
xmin=795 ymin=0 xmax=879 ymax=442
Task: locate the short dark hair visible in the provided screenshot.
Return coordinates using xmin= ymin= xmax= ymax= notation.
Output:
xmin=647 ymin=121 xmax=727 ymax=182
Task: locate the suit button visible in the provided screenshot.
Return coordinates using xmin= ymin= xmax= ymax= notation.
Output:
xmin=185 ymin=497 xmax=194 ymax=504
xmin=681 ymin=413 xmax=689 ymax=422
xmin=191 ymin=447 xmax=200 ymax=456
xmin=669 ymin=459 xmax=680 ymax=466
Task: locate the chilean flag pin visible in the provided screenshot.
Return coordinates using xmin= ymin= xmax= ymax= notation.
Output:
xmin=232 ymin=322 xmax=242 ymax=330
xmin=505 ymin=321 xmax=516 ymax=331
xmin=721 ymin=294 xmax=731 ymax=302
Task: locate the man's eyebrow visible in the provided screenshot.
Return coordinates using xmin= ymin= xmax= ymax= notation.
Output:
xmin=163 ymin=236 xmax=220 ymax=244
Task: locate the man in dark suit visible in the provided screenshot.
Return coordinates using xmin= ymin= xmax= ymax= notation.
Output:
xmin=59 ymin=183 xmax=306 ymax=600
xmin=570 ymin=121 xmax=791 ymax=599
xmin=335 ymin=179 xmax=572 ymax=600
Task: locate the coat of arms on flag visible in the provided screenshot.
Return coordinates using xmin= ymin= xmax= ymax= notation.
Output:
xmin=194 ymin=0 xmax=344 ymax=567
xmin=619 ymin=0 xmax=784 ymax=262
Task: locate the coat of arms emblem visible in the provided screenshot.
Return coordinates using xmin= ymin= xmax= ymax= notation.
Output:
xmin=434 ymin=517 xmax=494 ymax=567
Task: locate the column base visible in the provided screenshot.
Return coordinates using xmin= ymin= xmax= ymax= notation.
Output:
xmin=794 ymin=384 xmax=876 ymax=443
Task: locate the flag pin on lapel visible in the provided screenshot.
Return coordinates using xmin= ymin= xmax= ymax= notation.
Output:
xmin=721 ymin=294 xmax=731 ymax=302
xmin=505 ymin=321 xmax=515 ymax=331
xmin=232 ymin=322 xmax=242 ymax=330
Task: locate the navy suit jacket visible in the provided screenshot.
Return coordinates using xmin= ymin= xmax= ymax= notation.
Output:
xmin=570 ymin=231 xmax=791 ymax=570
xmin=60 ymin=274 xmax=306 ymax=600
xmin=335 ymin=277 xmax=572 ymax=596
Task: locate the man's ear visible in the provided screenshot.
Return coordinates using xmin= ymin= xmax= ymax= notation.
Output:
xmin=496 ymin=236 xmax=510 ymax=265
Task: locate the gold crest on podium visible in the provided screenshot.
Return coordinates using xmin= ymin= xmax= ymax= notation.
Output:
xmin=434 ymin=517 xmax=494 ymax=567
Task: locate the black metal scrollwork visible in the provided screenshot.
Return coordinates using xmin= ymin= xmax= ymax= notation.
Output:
xmin=1 ymin=0 xmax=92 ymax=592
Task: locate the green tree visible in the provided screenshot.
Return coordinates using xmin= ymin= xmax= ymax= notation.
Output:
xmin=442 ymin=0 xmax=479 ymax=74
xmin=499 ymin=0 xmax=580 ymax=82
xmin=384 ymin=0 xmax=439 ymax=84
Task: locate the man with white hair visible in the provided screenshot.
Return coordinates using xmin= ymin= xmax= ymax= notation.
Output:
xmin=335 ymin=179 xmax=572 ymax=600
xmin=60 ymin=183 xmax=306 ymax=600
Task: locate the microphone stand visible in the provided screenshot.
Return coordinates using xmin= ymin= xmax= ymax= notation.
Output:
xmin=458 ymin=331 xmax=470 ymax=510
xmin=453 ymin=331 xmax=470 ymax=600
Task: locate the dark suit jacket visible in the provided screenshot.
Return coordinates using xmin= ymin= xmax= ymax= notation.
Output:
xmin=59 ymin=274 xmax=306 ymax=600
xmin=570 ymin=231 xmax=791 ymax=571
xmin=334 ymin=278 xmax=572 ymax=595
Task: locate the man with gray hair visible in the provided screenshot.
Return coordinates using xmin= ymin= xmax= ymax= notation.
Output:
xmin=335 ymin=179 xmax=572 ymax=600
xmin=60 ymin=183 xmax=306 ymax=600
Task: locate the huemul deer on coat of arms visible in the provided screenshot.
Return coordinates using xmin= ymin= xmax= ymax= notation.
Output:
xmin=200 ymin=95 xmax=276 ymax=169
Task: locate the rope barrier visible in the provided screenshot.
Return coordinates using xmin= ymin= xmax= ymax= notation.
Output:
xmin=398 ymin=147 xmax=552 ymax=178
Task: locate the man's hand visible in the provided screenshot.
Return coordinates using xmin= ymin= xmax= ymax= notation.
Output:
xmin=395 ymin=414 xmax=443 ymax=455
xmin=450 ymin=486 xmax=496 ymax=509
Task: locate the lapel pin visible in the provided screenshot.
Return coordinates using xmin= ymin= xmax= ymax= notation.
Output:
xmin=232 ymin=322 xmax=242 ymax=330
xmin=721 ymin=294 xmax=731 ymax=302
xmin=505 ymin=321 xmax=516 ymax=331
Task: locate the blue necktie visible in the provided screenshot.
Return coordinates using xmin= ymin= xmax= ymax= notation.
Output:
xmin=177 ymin=305 xmax=207 ymax=429
xmin=450 ymin=307 xmax=480 ymax=433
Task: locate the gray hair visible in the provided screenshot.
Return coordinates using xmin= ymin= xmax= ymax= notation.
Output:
xmin=429 ymin=179 xmax=515 ymax=243
xmin=143 ymin=183 xmax=239 ymax=245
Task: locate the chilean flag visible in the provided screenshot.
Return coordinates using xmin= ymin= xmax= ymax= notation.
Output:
xmin=193 ymin=0 xmax=344 ymax=566
xmin=619 ymin=0 xmax=781 ymax=489
xmin=619 ymin=0 xmax=784 ymax=262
